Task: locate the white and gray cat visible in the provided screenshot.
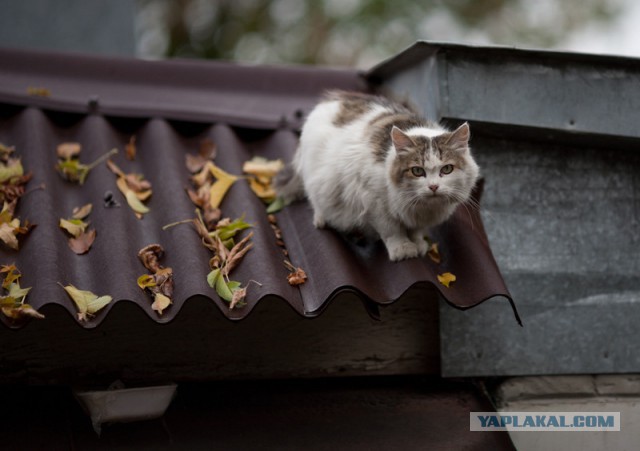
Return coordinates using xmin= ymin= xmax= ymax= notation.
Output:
xmin=276 ymin=90 xmax=480 ymax=261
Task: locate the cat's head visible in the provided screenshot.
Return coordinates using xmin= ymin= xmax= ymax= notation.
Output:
xmin=388 ymin=122 xmax=480 ymax=207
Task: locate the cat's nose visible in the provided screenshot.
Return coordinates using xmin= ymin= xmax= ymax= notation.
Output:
xmin=429 ymin=184 xmax=439 ymax=192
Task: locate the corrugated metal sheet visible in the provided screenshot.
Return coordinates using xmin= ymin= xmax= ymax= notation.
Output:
xmin=0 ymin=46 xmax=517 ymax=329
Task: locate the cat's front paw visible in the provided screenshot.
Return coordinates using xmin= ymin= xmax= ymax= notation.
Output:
xmin=313 ymin=212 xmax=326 ymax=229
xmin=385 ymin=238 xmax=420 ymax=261
xmin=414 ymin=236 xmax=429 ymax=256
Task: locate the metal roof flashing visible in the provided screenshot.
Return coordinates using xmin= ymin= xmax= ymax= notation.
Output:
xmin=377 ymin=42 xmax=640 ymax=378
xmin=367 ymin=41 xmax=640 ymax=148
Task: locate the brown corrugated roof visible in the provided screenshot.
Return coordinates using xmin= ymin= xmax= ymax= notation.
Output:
xmin=0 ymin=47 xmax=519 ymax=328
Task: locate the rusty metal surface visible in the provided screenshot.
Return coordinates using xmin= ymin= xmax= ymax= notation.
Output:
xmin=0 ymin=47 xmax=516 ymax=328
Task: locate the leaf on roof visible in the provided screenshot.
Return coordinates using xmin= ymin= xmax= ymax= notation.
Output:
xmin=72 ymin=203 xmax=93 ymax=220
xmin=0 ymin=142 xmax=34 ymax=205
xmin=437 ymin=272 xmax=457 ymax=288
xmin=0 ymin=264 xmax=43 ymax=323
xmin=185 ymin=139 xmax=217 ymax=173
xmin=284 ymin=261 xmax=307 ymax=286
xmin=243 ymin=157 xmax=286 ymax=210
xmin=68 ymin=229 xmax=97 ymax=255
xmin=0 ymin=201 xmax=35 ymax=250
xmin=59 ymin=283 xmax=112 ymax=322
xmin=427 ymin=242 xmax=441 ymax=264
xmin=55 ymin=145 xmax=117 ymax=185
xmin=137 ymin=244 xmax=174 ymax=316
xmin=125 ymin=135 xmax=137 ymax=161
xmin=26 ymin=87 xmax=51 ymax=97
xmin=59 ymin=204 xmax=96 ymax=255
xmin=208 ymin=163 xmax=239 ymax=209
xmin=108 ymin=159 xmax=152 ymax=219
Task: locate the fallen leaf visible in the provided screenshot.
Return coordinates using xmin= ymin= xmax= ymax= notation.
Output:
xmin=242 ymin=157 xmax=284 ymax=178
xmin=56 ymin=142 xmax=81 ymax=160
xmin=125 ymin=189 xmax=150 ymax=215
xmin=215 ymin=217 xmax=252 ymax=241
xmin=110 ymin=162 xmax=152 ymax=218
xmin=287 ymin=267 xmax=307 ymax=286
xmin=138 ymin=244 xmax=164 ymax=272
xmin=266 ymin=197 xmax=287 ymax=214
xmin=437 ymin=272 xmax=457 ymax=288
xmin=222 ymin=231 xmax=254 ymax=277
xmin=137 ymin=274 xmax=156 ymax=290
xmin=67 ymin=229 xmax=97 ymax=255
xmin=185 ymin=139 xmax=218 ymax=173
xmin=56 ymin=147 xmax=117 ymax=185
xmin=137 ymin=244 xmax=174 ymax=316
xmin=0 ymin=158 xmax=24 ymax=184
xmin=0 ymin=223 xmax=19 ymax=250
xmin=229 ymin=286 xmax=247 ymax=310
xmin=60 ymin=283 xmax=112 ymax=322
xmin=72 ymin=203 xmax=93 ymax=220
xmin=0 ymin=264 xmax=42 ymax=322
xmin=0 ymin=264 xmax=20 ymax=290
xmin=27 ymin=87 xmax=51 ymax=97
xmin=59 ymin=218 xmax=88 ymax=238
xmin=1 ymin=302 xmax=45 ymax=320
xmin=0 ymin=202 xmax=33 ymax=250
xmin=248 ymin=177 xmax=276 ymax=202
xmin=151 ymin=292 xmax=172 ymax=315
xmin=125 ymin=136 xmax=137 ymax=161
xmin=208 ymin=163 xmax=238 ymax=209
xmin=427 ymin=242 xmax=441 ymax=264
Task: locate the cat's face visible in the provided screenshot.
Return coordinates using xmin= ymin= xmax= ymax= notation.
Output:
xmin=389 ymin=123 xmax=479 ymax=206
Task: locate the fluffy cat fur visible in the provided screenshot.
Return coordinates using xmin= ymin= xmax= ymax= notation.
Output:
xmin=276 ymin=91 xmax=480 ymax=261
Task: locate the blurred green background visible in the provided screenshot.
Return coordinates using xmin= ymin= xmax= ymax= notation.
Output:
xmin=137 ymin=0 xmax=626 ymax=67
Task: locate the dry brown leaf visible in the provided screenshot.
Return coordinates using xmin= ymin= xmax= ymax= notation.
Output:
xmin=125 ymin=135 xmax=137 ymax=161
xmin=229 ymin=286 xmax=247 ymax=310
xmin=287 ymin=267 xmax=307 ymax=286
xmin=137 ymin=244 xmax=174 ymax=316
xmin=68 ymin=229 xmax=96 ymax=255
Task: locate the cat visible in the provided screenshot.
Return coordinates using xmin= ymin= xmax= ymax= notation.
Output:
xmin=275 ymin=90 xmax=480 ymax=261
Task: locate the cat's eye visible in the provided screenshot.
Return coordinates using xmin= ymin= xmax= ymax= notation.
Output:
xmin=440 ymin=164 xmax=454 ymax=175
xmin=411 ymin=166 xmax=426 ymax=177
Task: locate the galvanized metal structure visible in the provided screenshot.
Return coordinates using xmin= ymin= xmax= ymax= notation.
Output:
xmin=369 ymin=41 xmax=640 ymax=376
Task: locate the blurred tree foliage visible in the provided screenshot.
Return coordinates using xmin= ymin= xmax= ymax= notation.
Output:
xmin=136 ymin=0 xmax=622 ymax=67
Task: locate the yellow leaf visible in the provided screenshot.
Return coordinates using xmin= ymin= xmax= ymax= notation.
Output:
xmin=137 ymin=274 xmax=157 ymax=290
xmin=437 ymin=272 xmax=456 ymax=288
xmin=117 ymin=177 xmax=150 ymax=216
xmin=60 ymin=283 xmax=112 ymax=321
xmin=208 ymin=163 xmax=238 ymax=209
xmin=427 ymin=242 xmax=441 ymax=264
xmin=126 ymin=190 xmax=150 ymax=215
xmin=87 ymin=295 xmax=112 ymax=315
xmin=242 ymin=157 xmax=284 ymax=178
xmin=248 ymin=177 xmax=276 ymax=201
xmin=59 ymin=218 xmax=88 ymax=238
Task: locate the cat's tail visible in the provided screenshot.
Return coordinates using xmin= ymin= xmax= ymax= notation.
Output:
xmin=274 ymin=154 xmax=305 ymax=203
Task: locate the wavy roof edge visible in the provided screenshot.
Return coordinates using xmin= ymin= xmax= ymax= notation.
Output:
xmin=0 ymin=45 xmax=520 ymax=330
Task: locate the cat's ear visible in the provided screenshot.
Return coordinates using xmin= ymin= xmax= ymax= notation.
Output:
xmin=391 ymin=126 xmax=416 ymax=153
xmin=440 ymin=122 xmax=470 ymax=151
